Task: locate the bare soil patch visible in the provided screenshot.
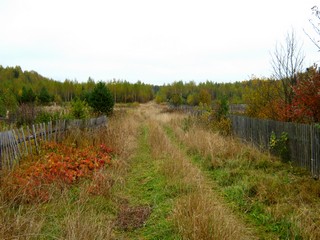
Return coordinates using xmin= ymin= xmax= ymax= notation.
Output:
xmin=116 ymin=205 xmax=152 ymax=231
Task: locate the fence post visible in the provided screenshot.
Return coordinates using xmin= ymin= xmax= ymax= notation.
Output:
xmin=32 ymin=125 xmax=38 ymax=153
xmin=54 ymin=120 xmax=58 ymax=142
xmin=48 ymin=121 xmax=52 ymax=141
xmin=4 ymin=132 xmax=10 ymax=168
xmin=0 ymin=132 xmax=2 ymax=170
xmin=311 ymin=125 xmax=315 ymax=178
xmin=20 ymin=127 xmax=28 ymax=155
xmin=6 ymin=131 xmax=14 ymax=168
xmin=12 ymin=129 xmax=21 ymax=163
xmin=26 ymin=126 xmax=32 ymax=154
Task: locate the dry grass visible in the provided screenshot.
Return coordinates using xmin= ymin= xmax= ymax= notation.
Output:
xmin=145 ymin=104 xmax=254 ymax=240
xmin=148 ymin=120 xmax=200 ymax=195
xmin=173 ymin=191 xmax=251 ymax=240
xmin=62 ymin=207 xmax=114 ymax=240
xmin=168 ymin=113 xmax=320 ymax=239
xmin=170 ymin=119 xmax=248 ymax=168
xmin=0 ymin=204 xmax=44 ymax=239
xmin=62 ymin=108 xmax=139 ymax=157
xmin=86 ymin=169 xmax=115 ymax=197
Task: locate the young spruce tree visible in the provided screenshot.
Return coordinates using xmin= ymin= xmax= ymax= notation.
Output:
xmin=88 ymin=82 xmax=114 ymax=116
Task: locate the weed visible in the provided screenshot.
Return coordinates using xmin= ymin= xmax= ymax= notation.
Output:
xmin=269 ymin=131 xmax=290 ymax=162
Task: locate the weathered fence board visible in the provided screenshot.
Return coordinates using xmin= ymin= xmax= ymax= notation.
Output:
xmin=0 ymin=116 xmax=107 ymax=170
xmin=230 ymin=115 xmax=320 ymax=178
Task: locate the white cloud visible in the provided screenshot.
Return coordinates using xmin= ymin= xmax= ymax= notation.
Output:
xmin=0 ymin=0 xmax=319 ymax=84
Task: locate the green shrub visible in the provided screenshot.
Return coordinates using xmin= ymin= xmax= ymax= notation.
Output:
xmin=0 ymin=97 xmax=5 ymax=117
xmin=269 ymin=131 xmax=290 ymax=162
xmin=216 ymin=96 xmax=229 ymax=121
xmin=88 ymin=82 xmax=114 ymax=116
xmin=35 ymin=111 xmax=60 ymax=124
xmin=70 ymin=99 xmax=90 ymax=119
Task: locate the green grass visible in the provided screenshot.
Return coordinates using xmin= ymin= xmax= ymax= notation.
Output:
xmin=114 ymin=126 xmax=181 ymax=240
xmin=194 ymin=154 xmax=303 ymax=239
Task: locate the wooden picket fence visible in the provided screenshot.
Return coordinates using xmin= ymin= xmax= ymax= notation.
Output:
xmin=163 ymin=105 xmax=320 ymax=178
xmin=0 ymin=116 xmax=107 ymax=170
xmin=230 ymin=115 xmax=320 ymax=178
xmin=168 ymin=105 xmax=320 ymax=178
xmin=168 ymin=104 xmax=247 ymax=115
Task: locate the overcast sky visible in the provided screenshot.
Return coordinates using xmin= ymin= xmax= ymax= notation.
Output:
xmin=0 ymin=0 xmax=319 ymax=85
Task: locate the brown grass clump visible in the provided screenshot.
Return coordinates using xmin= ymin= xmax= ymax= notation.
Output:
xmin=86 ymin=169 xmax=115 ymax=197
xmin=173 ymin=191 xmax=253 ymax=240
xmin=294 ymin=207 xmax=320 ymax=240
xmin=179 ymin=126 xmax=241 ymax=168
xmin=103 ymin=110 xmax=140 ymax=158
xmin=63 ymin=109 xmax=139 ymax=160
xmin=0 ymin=205 xmax=44 ymax=239
xmin=62 ymin=208 xmax=114 ymax=240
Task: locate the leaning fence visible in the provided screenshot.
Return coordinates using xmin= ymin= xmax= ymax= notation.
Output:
xmin=0 ymin=116 xmax=107 ymax=170
xmin=230 ymin=115 xmax=320 ymax=178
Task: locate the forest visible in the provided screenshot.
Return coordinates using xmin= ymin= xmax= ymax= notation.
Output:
xmin=1 ymin=61 xmax=319 ymax=126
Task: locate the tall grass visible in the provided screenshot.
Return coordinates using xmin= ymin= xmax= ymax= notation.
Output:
xmin=168 ymin=113 xmax=320 ymax=239
xmin=62 ymin=206 xmax=113 ymax=240
xmin=0 ymin=204 xmax=45 ymax=239
xmin=173 ymin=191 xmax=251 ymax=240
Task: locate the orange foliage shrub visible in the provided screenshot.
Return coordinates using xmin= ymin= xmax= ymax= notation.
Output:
xmin=1 ymin=142 xmax=112 ymax=203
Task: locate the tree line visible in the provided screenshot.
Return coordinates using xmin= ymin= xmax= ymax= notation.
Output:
xmin=1 ymin=62 xmax=319 ymax=124
xmin=0 ymin=66 xmax=154 ymax=118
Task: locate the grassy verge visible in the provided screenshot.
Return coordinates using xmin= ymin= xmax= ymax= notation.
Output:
xmin=166 ymin=115 xmax=320 ymax=239
xmin=0 ymin=109 xmax=139 ymax=239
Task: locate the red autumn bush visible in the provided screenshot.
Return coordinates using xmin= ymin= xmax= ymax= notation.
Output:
xmin=1 ymin=142 xmax=113 ymax=203
xmin=274 ymin=69 xmax=320 ymax=123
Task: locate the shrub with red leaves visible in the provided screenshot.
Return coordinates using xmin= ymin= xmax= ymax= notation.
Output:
xmin=1 ymin=142 xmax=113 ymax=203
xmin=276 ymin=70 xmax=320 ymax=123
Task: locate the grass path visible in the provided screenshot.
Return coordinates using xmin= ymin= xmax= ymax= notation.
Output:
xmin=114 ymin=125 xmax=179 ymax=239
xmin=114 ymin=104 xmax=254 ymax=239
